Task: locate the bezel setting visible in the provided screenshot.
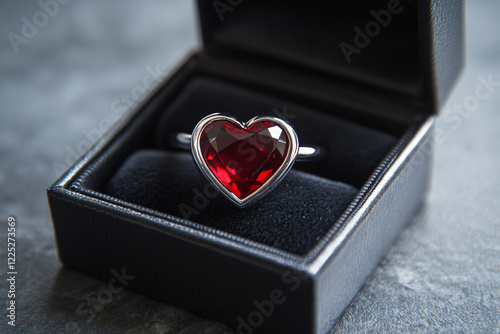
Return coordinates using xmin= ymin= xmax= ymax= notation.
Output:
xmin=190 ymin=113 xmax=299 ymax=208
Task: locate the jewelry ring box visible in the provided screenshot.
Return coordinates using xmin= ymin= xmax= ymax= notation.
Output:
xmin=48 ymin=1 xmax=464 ymax=332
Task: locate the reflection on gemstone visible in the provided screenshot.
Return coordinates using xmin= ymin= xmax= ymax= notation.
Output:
xmin=199 ymin=120 xmax=289 ymax=199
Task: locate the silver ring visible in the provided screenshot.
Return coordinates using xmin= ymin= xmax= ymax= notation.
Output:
xmin=173 ymin=113 xmax=323 ymax=208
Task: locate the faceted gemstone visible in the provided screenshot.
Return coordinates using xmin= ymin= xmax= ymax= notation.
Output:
xmin=199 ymin=120 xmax=290 ymax=200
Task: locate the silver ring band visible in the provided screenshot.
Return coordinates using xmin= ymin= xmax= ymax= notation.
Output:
xmin=174 ymin=113 xmax=325 ymax=207
xmin=173 ymin=133 xmax=323 ymax=162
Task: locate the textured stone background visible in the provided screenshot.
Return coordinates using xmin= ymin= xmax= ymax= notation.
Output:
xmin=0 ymin=1 xmax=499 ymax=333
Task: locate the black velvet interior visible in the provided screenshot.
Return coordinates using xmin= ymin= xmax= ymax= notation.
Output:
xmin=155 ymin=76 xmax=398 ymax=188
xmin=105 ymin=150 xmax=359 ymax=255
xmin=103 ymin=76 xmax=400 ymax=255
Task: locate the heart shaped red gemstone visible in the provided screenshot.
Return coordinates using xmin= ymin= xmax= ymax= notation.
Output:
xmin=199 ymin=120 xmax=290 ymax=200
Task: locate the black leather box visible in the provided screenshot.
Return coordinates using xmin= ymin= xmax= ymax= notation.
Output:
xmin=48 ymin=1 xmax=464 ymax=333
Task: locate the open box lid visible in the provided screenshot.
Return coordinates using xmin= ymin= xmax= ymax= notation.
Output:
xmin=196 ymin=0 xmax=464 ymax=115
